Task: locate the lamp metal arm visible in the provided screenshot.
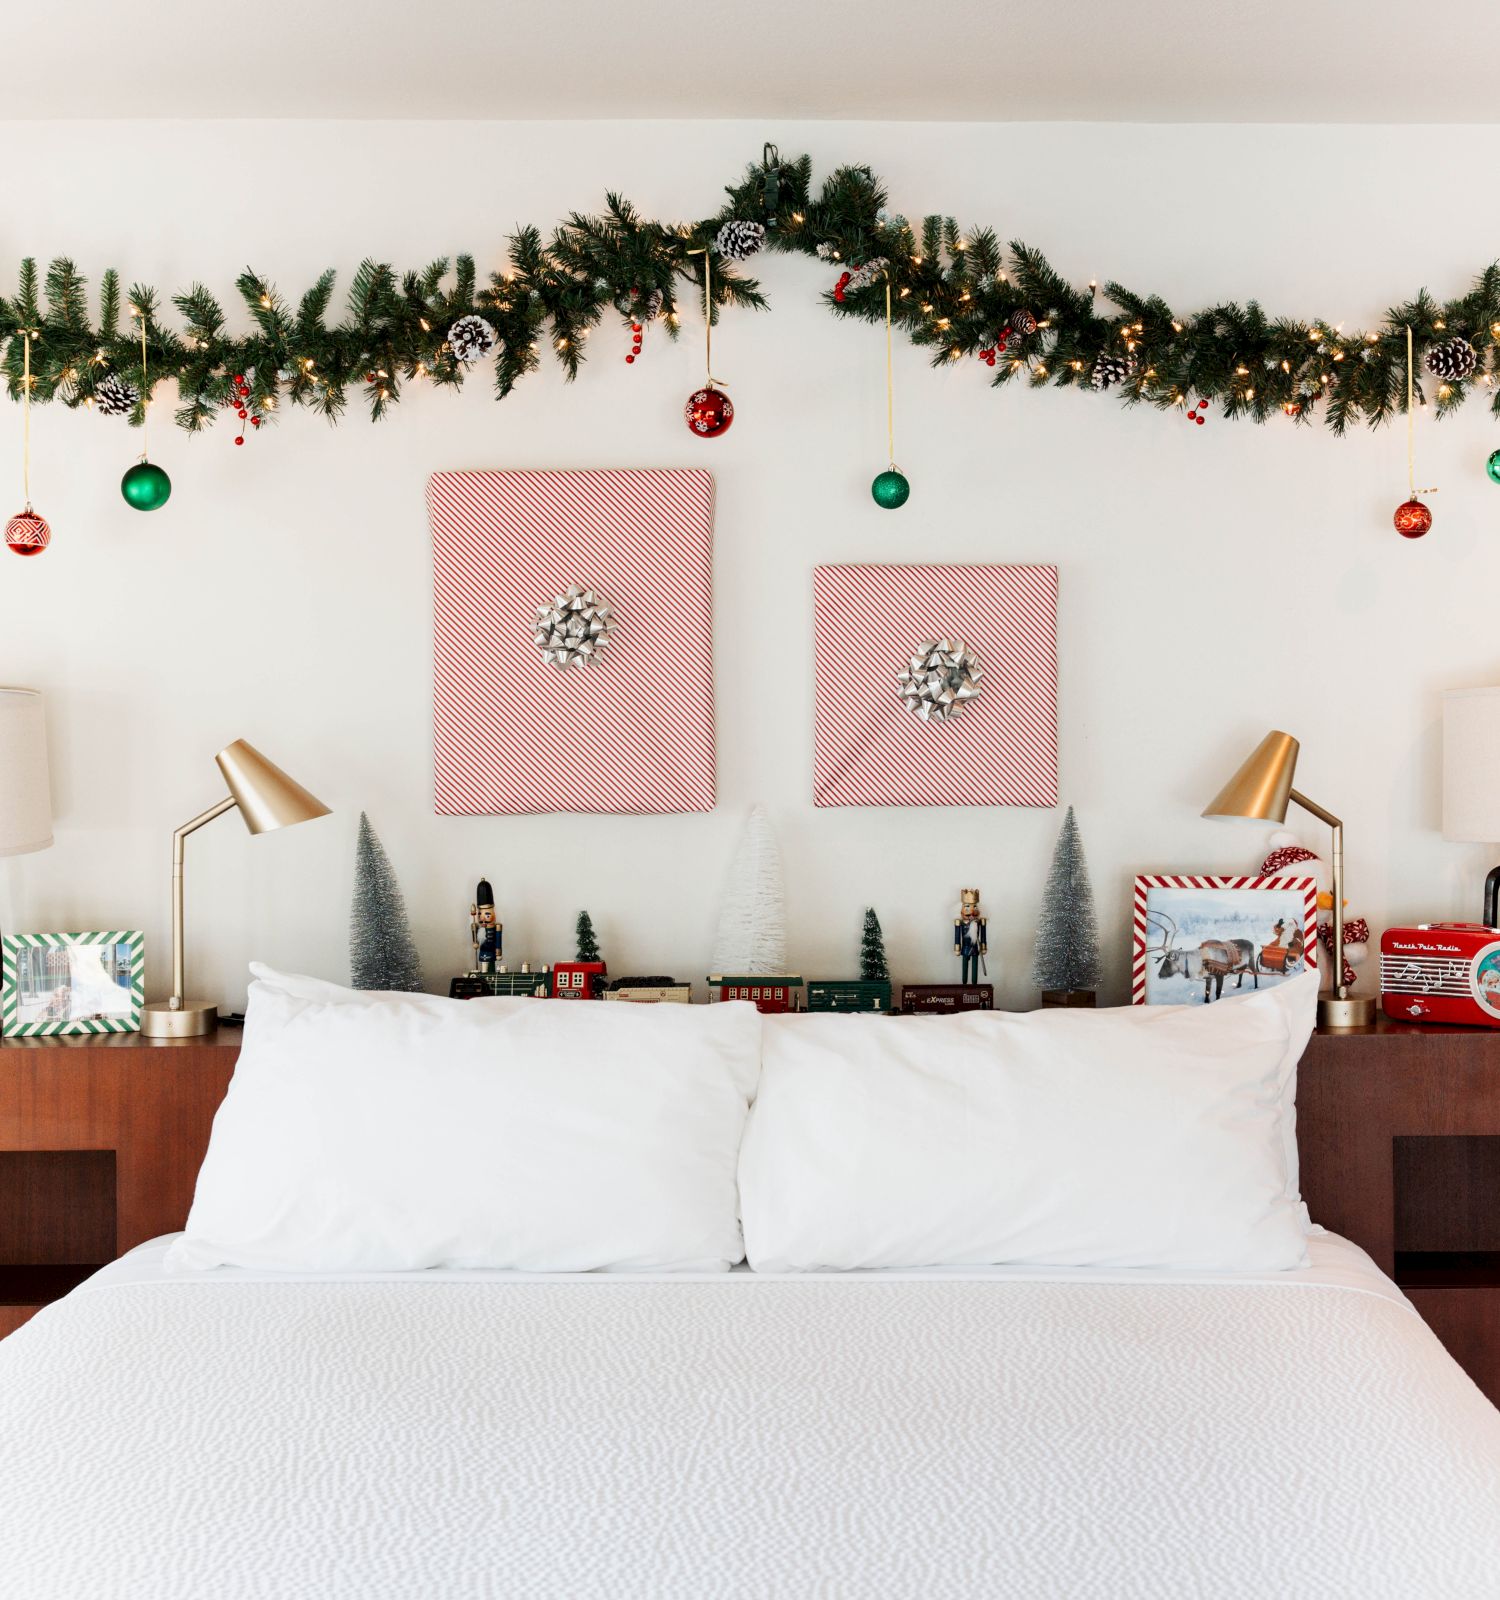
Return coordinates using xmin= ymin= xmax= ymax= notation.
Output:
xmin=167 ymin=796 xmax=238 ymax=1008
xmin=1289 ymin=787 xmax=1347 ymax=1000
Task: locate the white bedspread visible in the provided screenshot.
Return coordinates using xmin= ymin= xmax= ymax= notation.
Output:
xmin=2 ymin=1233 xmax=1497 ymax=1599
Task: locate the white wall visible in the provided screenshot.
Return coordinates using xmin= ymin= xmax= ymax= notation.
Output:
xmin=2 ymin=119 xmax=1497 ymax=1009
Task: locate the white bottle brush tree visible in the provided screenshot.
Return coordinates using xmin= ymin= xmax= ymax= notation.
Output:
xmin=1032 ymin=806 xmax=1100 ymax=995
xmin=350 ymin=812 xmax=425 ymax=991
xmin=711 ymin=804 xmax=787 ymax=973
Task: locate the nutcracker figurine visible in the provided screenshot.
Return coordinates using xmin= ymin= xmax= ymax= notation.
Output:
xmin=470 ymin=878 xmax=502 ymax=973
xmin=954 ymin=888 xmax=988 ymax=984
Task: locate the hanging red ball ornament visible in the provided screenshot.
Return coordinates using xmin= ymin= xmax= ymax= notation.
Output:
xmin=1394 ymin=497 xmax=1432 ymax=538
xmin=5 ymin=508 xmax=51 ymax=557
xmin=684 ymin=385 xmax=734 ymax=438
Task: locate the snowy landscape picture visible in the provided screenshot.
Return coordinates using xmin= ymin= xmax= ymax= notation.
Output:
xmin=1133 ymin=876 xmax=1318 ymax=1006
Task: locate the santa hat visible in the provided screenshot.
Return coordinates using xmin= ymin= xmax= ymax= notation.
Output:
xmin=1261 ymin=843 xmax=1319 ymax=877
xmin=1259 ymin=829 xmax=1322 ymax=881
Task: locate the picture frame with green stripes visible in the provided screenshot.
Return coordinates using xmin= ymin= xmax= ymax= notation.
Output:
xmin=1 ymin=931 xmax=145 ymax=1037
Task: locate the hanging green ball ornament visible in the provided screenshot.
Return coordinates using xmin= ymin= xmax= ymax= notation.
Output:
xmin=871 ymin=467 xmax=911 ymax=510
xmin=121 ymin=460 xmax=172 ymax=512
xmin=1487 ymin=448 xmax=1500 ymax=485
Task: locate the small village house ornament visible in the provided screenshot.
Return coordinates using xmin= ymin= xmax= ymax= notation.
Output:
xmin=896 ymin=638 xmax=984 ymax=723
xmin=532 ymin=585 xmax=614 ymax=670
xmin=955 ymin=888 xmax=989 ymax=983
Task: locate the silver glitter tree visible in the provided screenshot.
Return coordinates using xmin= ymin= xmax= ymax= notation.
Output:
xmin=1032 ymin=806 xmax=1100 ymax=994
xmin=350 ymin=812 xmax=424 ymax=991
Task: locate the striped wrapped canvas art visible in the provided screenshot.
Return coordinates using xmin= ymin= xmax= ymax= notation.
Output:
xmin=813 ymin=563 xmax=1059 ymax=809
xmin=429 ymin=469 xmax=716 ymax=816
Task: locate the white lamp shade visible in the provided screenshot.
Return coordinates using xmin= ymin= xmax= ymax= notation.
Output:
xmin=1442 ymin=687 xmax=1500 ymax=842
xmin=0 ymin=688 xmax=53 ymax=857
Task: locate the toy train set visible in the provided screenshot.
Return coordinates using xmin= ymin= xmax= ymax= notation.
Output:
xmin=450 ymin=967 xmax=992 ymax=1013
xmin=451 ymin=879 xmax=1008 ymax=1013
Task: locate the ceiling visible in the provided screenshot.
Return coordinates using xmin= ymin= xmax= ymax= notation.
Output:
xmin=12 ymin=1 xmax=1497 ymax=122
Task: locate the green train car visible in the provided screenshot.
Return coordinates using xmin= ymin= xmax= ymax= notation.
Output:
xmin=805 ymin=978 xmax=893 ymax=1014
xmin=450 ymin=968 xmax=552 ymax=999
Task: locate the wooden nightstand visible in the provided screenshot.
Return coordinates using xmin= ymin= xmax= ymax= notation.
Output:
xmin=0 ymin=1029 xmax=239 ymax=1335
xmin=1299 ymin=1015 xmax=1500 ymax=1406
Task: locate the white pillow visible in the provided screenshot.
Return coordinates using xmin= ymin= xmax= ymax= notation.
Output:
xmin=170 ymin=979 xmax=762 ymax=1273
xmin=738 ymin=971 xmax=1318 ymax=1274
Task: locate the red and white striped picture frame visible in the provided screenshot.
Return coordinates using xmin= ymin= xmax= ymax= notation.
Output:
xmin=812 ymin=563 xmax=1058 ymax=810
xmin=428 ymin=469 xmax=716 ymax=816
xmin=1131 ymin=874 xmax=1319 ymax=1005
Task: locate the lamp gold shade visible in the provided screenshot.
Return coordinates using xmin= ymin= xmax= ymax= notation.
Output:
xmin=1202 ymin=730 xmax=1299 ymax=823
xmin=141 ymin=739 xmax=331 ymax=1038
xmin=216 ymin=739 xmax=331 ymax=836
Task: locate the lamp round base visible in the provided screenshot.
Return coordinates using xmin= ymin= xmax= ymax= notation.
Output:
xmin=1317 ymin=991 xmax=1376 ymax=1030
xmin=141 ymin=1000 xmax=219 ymax=1038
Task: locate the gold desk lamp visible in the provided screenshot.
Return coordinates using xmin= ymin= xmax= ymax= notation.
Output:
xmin=141 ymin=740 xmax=330 ymax=1038
xmin=1203 ymin=730 xmax=1375 ymax=1030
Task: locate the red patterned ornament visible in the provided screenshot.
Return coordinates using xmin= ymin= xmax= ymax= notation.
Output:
xmin=1394 ymin=497 xmax=1432 ymax=538
xmin=5 ymin=508 xmax=51 ymax=558
xmin=684 ymin=385 xmax=734 ymax=438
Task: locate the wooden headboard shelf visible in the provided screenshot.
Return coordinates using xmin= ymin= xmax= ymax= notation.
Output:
xmin=0 ymin=1029 xmax=239 ymax=1335
xmin=4 ymin=1014 xmax=1500 ymax=1402
xmin=1297 ymin=1015 xmax=1500 ymax=1404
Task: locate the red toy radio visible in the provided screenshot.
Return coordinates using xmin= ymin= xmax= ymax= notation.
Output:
xmin=1380 ymin=923 xmax=1500 ymax=1026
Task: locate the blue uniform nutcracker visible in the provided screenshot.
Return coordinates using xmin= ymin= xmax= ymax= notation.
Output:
xmin=470 ymin=878 xmax=502 ymax=973
xmin=954 ymin=888 xmax=988 ymax=984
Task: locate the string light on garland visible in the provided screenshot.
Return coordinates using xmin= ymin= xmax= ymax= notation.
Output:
xmin=9 ymin=149 xmax=1500 ymax=472
xmin=684 ymin=246 xmax=733 ymax=438
xmin=1395 ymin=325 xmax=1436 ymax=539
xmin=120 ymin=307 xmax=171 ymax=512
xmin=871 ymin=277 xmax=910 ymax=509
xmin=5 ymin=331 xmax=50 ymax=557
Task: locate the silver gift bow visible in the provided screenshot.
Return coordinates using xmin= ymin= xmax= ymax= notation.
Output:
xmin=533 ymin=585 xmax=615 ymax=670
xmin=896 ymin=637 xmax=984 ymax=723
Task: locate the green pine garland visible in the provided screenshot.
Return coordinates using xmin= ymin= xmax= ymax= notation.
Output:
xmin=3 ymin=145 xmax=1497 ymax=436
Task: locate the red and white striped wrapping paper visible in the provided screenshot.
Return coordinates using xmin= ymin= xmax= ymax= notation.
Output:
xmin=1131 ymin=874 xmax=1319 ymax=1004
xmin=428 ymin=469 xmax=716 ymax=816
xmin=812 ymin=563 xmax=1059 ymax=810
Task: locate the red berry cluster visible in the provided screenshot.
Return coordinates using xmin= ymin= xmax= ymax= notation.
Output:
xmin=626 ymin=322 xmax=643 ymax=364
xmin=1186 ymin=398 xmax=1208 ymax=427
xmin=977 ymin=332 xmax=1012 ymax=367
xmin=833 ymin=269 xmax=854 ymax=303
xmin=228 ymin=373 xmax=261 ymax=446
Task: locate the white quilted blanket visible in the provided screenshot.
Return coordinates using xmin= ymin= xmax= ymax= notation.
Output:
xmin=1 ymin=1235 xmax=1497 ymax=1599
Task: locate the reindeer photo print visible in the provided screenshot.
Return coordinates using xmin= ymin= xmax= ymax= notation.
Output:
xmin=1132 ymin=875 xmax=1319 ymax=1006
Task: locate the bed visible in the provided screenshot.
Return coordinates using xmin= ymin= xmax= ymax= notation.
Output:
xmin=3 ymin=1230 xmax=1498 ymax=1599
